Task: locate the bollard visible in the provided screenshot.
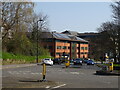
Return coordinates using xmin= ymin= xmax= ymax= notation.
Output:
xmin=65 ymin=60 xmax=70 ymax=68
xmin=109 ymin=61 xmax=113 ymax=72
xmin=42 ymin=63 xmax=46 ymax=81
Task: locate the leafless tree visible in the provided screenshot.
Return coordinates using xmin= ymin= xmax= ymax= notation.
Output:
xmin=1 ymin=2 xmax=34 ymax=41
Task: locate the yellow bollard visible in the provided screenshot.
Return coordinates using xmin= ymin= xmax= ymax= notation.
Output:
xmin=109 ymin=61 xmax=113 ymax=72
xmin=42 ymin=63 xmax=46 ymax=81
xmin=65 ymin=60 xmax=70 ymax=68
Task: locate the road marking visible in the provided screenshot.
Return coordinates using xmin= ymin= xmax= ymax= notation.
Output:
xmin=2 ymin=64 xmax=36 ymax=69
xmin=31 ymin=73 xmax=41 ymax=75
xmin=103 ymin=81 xmax=111 ymax=84
xmin=46 ymin=86 xmax=50 ymax=88
xmin=80 ymin=72 xmax=84 ymax=74
xmin=70 ymin=72 xmax=79 ymax=75
xmin=52 ymin=84 xmax=66 ymax=89
xmin=58 ymin=70 xmax=62 ymax=71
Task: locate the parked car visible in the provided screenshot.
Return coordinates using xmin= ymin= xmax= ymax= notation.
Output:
xmin=53 ymin=58 xmax=61 ymax=64
xmin=83 ymin=59 xmax=89 ymax=63
xmin=42 ymin=58 xmax=53 ymax=66
xmin=70 ymin=59 xmax=74 ymax=63
xmin=87 ymin=60 xmax=94 ymax=65
xmin=73 ymin=58 xmax=83 ymax=65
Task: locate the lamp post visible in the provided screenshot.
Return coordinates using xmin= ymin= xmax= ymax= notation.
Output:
xmin=36 ymin=19 xmax=43 ymax=63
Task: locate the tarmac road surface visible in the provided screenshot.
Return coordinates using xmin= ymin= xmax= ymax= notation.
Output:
xmin=2 ymin=63 xmax=119 ymax=89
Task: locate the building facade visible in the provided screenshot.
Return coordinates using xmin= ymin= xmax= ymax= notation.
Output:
xmin=41 ymin=32 xmax=89 ymax=60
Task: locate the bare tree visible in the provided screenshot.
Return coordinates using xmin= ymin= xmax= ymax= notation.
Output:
xmin=111 ymin=1 xmax=120 ymax=62
xmin=29 ymin=13 xmax=50 ymax=42
xmin=1 ymin=2 xmax=34 ymax=40
xmin=95 ymin=2 xmax=120 ymax=62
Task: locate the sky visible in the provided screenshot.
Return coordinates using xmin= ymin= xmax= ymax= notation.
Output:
xmin=34 ymin=2 xmax=113 ymax=33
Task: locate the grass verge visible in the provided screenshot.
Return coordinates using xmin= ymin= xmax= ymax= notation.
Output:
xmin=2 ymin=52 xmax=52 ymax=65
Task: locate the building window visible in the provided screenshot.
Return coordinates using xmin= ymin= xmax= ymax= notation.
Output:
xmin=81 ymin=52 xmax=88 ymax=54
xmin=56 ymin=53 xmax=61 ymax=56
xmin=44 ymin=39 xmax=53 ymax=42
xmin=62 ymin=46 xmax=67 ymax=49
xmin=84 ymin=52 xmax=88 ymax=54
xmin=81 ymin=52 xmax=84 ymax=54
xmin=81 ymin=47 xmax=84 ymax=50
xmin=56 ymin=40 xmax=61 ymax=42
xmin=85 ymin=47 xmax=88 ymax=50
xmin=68 ymin=47 xmax=70 ymax=49
xmin=57 ymin=46 xmax=61 ymax=49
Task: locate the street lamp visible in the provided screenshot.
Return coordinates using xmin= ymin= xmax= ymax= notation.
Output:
xmin=36 ymin=19 xmax=43 ymax=63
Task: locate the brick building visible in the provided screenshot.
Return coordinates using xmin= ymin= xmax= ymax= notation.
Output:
xmin=77 ymin=32 xmax=99 ymax=59
xmin=41 ymin=32 xmax=89 ymax=60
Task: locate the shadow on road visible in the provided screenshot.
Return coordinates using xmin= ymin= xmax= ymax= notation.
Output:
xmin=19 ymin=80 xmax=53 ymax=83
xmin=93 ymin=72 xmax=120 ymax=76
xmin=19 ymin=80 xmax=40 ymax=82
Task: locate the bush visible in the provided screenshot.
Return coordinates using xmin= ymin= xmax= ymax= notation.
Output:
xmin=4 ymin=33 xmax=50 ymax=56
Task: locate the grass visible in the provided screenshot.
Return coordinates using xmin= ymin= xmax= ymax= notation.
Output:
xmin=103 ymin=63 xmax=120 ymax=67
xmin=113 ymin=64 xmax=120 ymax=67
xmin=2 ymin=52 xmax=35 ymax=61
xmin=0 ymin=51 xmax=2 ymax=59
xmin=2 ymin=52 xmax=52 ymax=64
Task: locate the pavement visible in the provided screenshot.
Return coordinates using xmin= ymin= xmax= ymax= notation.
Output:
xmin=0 ymin=64 xmax=37 ymax=69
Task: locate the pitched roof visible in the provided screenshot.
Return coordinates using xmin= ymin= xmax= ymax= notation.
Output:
xmin=62 ymin=30 xmax=78 ymax=36
xmin=41 ymin=32 xmax=88 ymax=42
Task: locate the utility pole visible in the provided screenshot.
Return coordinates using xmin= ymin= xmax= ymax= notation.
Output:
xmin=36 ymin=19 xmax=43 ymax=63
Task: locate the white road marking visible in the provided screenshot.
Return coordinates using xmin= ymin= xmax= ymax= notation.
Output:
xmin=80 ymin=72 xmax=84 ymax=74
xmin=52 ymin=84 xmax=66 ymax=89
xmin=70 ymin=72 xmax=79 ymax=75
xmin=46 ymin=86 xmax=50 ymax=88
xmin=58 ymin=70 xmax=62 ymax=71
xmin=31 ymin=73 xmax=41 ymax=75
xmin=103 ymin=81 xmax=111 ymax=84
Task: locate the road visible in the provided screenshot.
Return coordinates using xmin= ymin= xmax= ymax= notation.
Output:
xmin=2 ymin=63 xmax=119 ymax=89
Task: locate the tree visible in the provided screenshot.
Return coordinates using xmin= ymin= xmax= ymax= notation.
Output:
xmin=1 ymin=2 xmax=34 ymax=52
xmin=1 ymin=2 xmax=50 ymax=58
xmin=1 ymin=2 xmax=34 ymax=40
xmin=111 ymin=1 xmax=120 ymax=62
xmin=96 ymin=2 xmax=120 ymax=63
xmin=29 ymin=13 xmax=49 ymax=42
xmin=97 ymin=22 xmax=117 ymax=62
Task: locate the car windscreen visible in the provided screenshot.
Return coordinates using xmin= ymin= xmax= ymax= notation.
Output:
xmin=44 ymin=59 xmax=50 ymax=60
xmin=75 ymin=59 xmax=82 ymax=61
xmin=89 ymin=60 xmax=93 ymax=62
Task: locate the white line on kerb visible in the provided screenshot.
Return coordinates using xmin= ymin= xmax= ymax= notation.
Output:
xmin=52 ymin=84 xmax=66 ymax=89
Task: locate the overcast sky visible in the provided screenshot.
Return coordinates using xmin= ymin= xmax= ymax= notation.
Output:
xmin=34 ymin=2 xmax=113 ymax=33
